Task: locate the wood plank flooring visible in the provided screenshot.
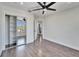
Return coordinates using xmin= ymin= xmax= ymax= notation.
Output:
xmin=2 ymin=39 xmax=79 ymax=57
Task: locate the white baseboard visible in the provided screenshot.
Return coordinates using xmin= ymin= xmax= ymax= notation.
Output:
xmin=44 ymin=37 xmax=79 ymax=51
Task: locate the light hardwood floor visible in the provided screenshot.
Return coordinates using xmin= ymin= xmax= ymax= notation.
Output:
xmin=2 ymin=39 xmax=79 ymax=57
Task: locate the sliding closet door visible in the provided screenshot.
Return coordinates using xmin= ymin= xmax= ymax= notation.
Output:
xmin=9 ymin=16 xmax=16 ymax=46
xmin=5 ymin=15 xmax=16 ymax=48
xmin=5 ymin=15 xmax=26 ymax=48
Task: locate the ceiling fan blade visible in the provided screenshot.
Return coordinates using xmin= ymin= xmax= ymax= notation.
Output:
xmin=46 ymin=2 xmax=56 ymax=8
xmin=42 ymin=11 xmax=45 ymax=14
xmin=47 ymin=8 xmax=56 ymax=11
xmin=31 ymin=8 xmax=43 ymax=11
xmin=37 ymin=2 xmax=44 ymax=8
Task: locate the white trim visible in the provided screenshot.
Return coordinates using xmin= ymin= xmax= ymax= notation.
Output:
xmin=44 ymin=37 xmax=79 ymax=51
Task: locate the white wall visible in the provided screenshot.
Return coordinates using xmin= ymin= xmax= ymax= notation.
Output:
xmin=0 ymin=5 xmax=34 ymax=53
xmin=26 ymin=15 xmax=34 ymax=43
xmin=43 ymin=6 xmax=79 ymax=50
xmin=0 ymin=13 xmax=2 ymax=54
xmin=0 ymin=8 xmax=3 ymax=56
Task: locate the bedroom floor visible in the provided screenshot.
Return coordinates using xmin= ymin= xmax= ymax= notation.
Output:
xmin=2 ymin=39 xmax=79 ymax=57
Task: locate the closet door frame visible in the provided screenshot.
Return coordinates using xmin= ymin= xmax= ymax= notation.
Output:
xmin=5 ymin=14 xmax=27 ymax=49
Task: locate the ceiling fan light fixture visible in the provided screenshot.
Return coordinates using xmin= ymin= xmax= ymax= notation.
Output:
xmin=43 ymin=9 xmax=47 ymax=11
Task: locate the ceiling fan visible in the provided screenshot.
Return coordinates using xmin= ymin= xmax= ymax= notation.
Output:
xmin=29 ymin=2 xmax=56 ymax=14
